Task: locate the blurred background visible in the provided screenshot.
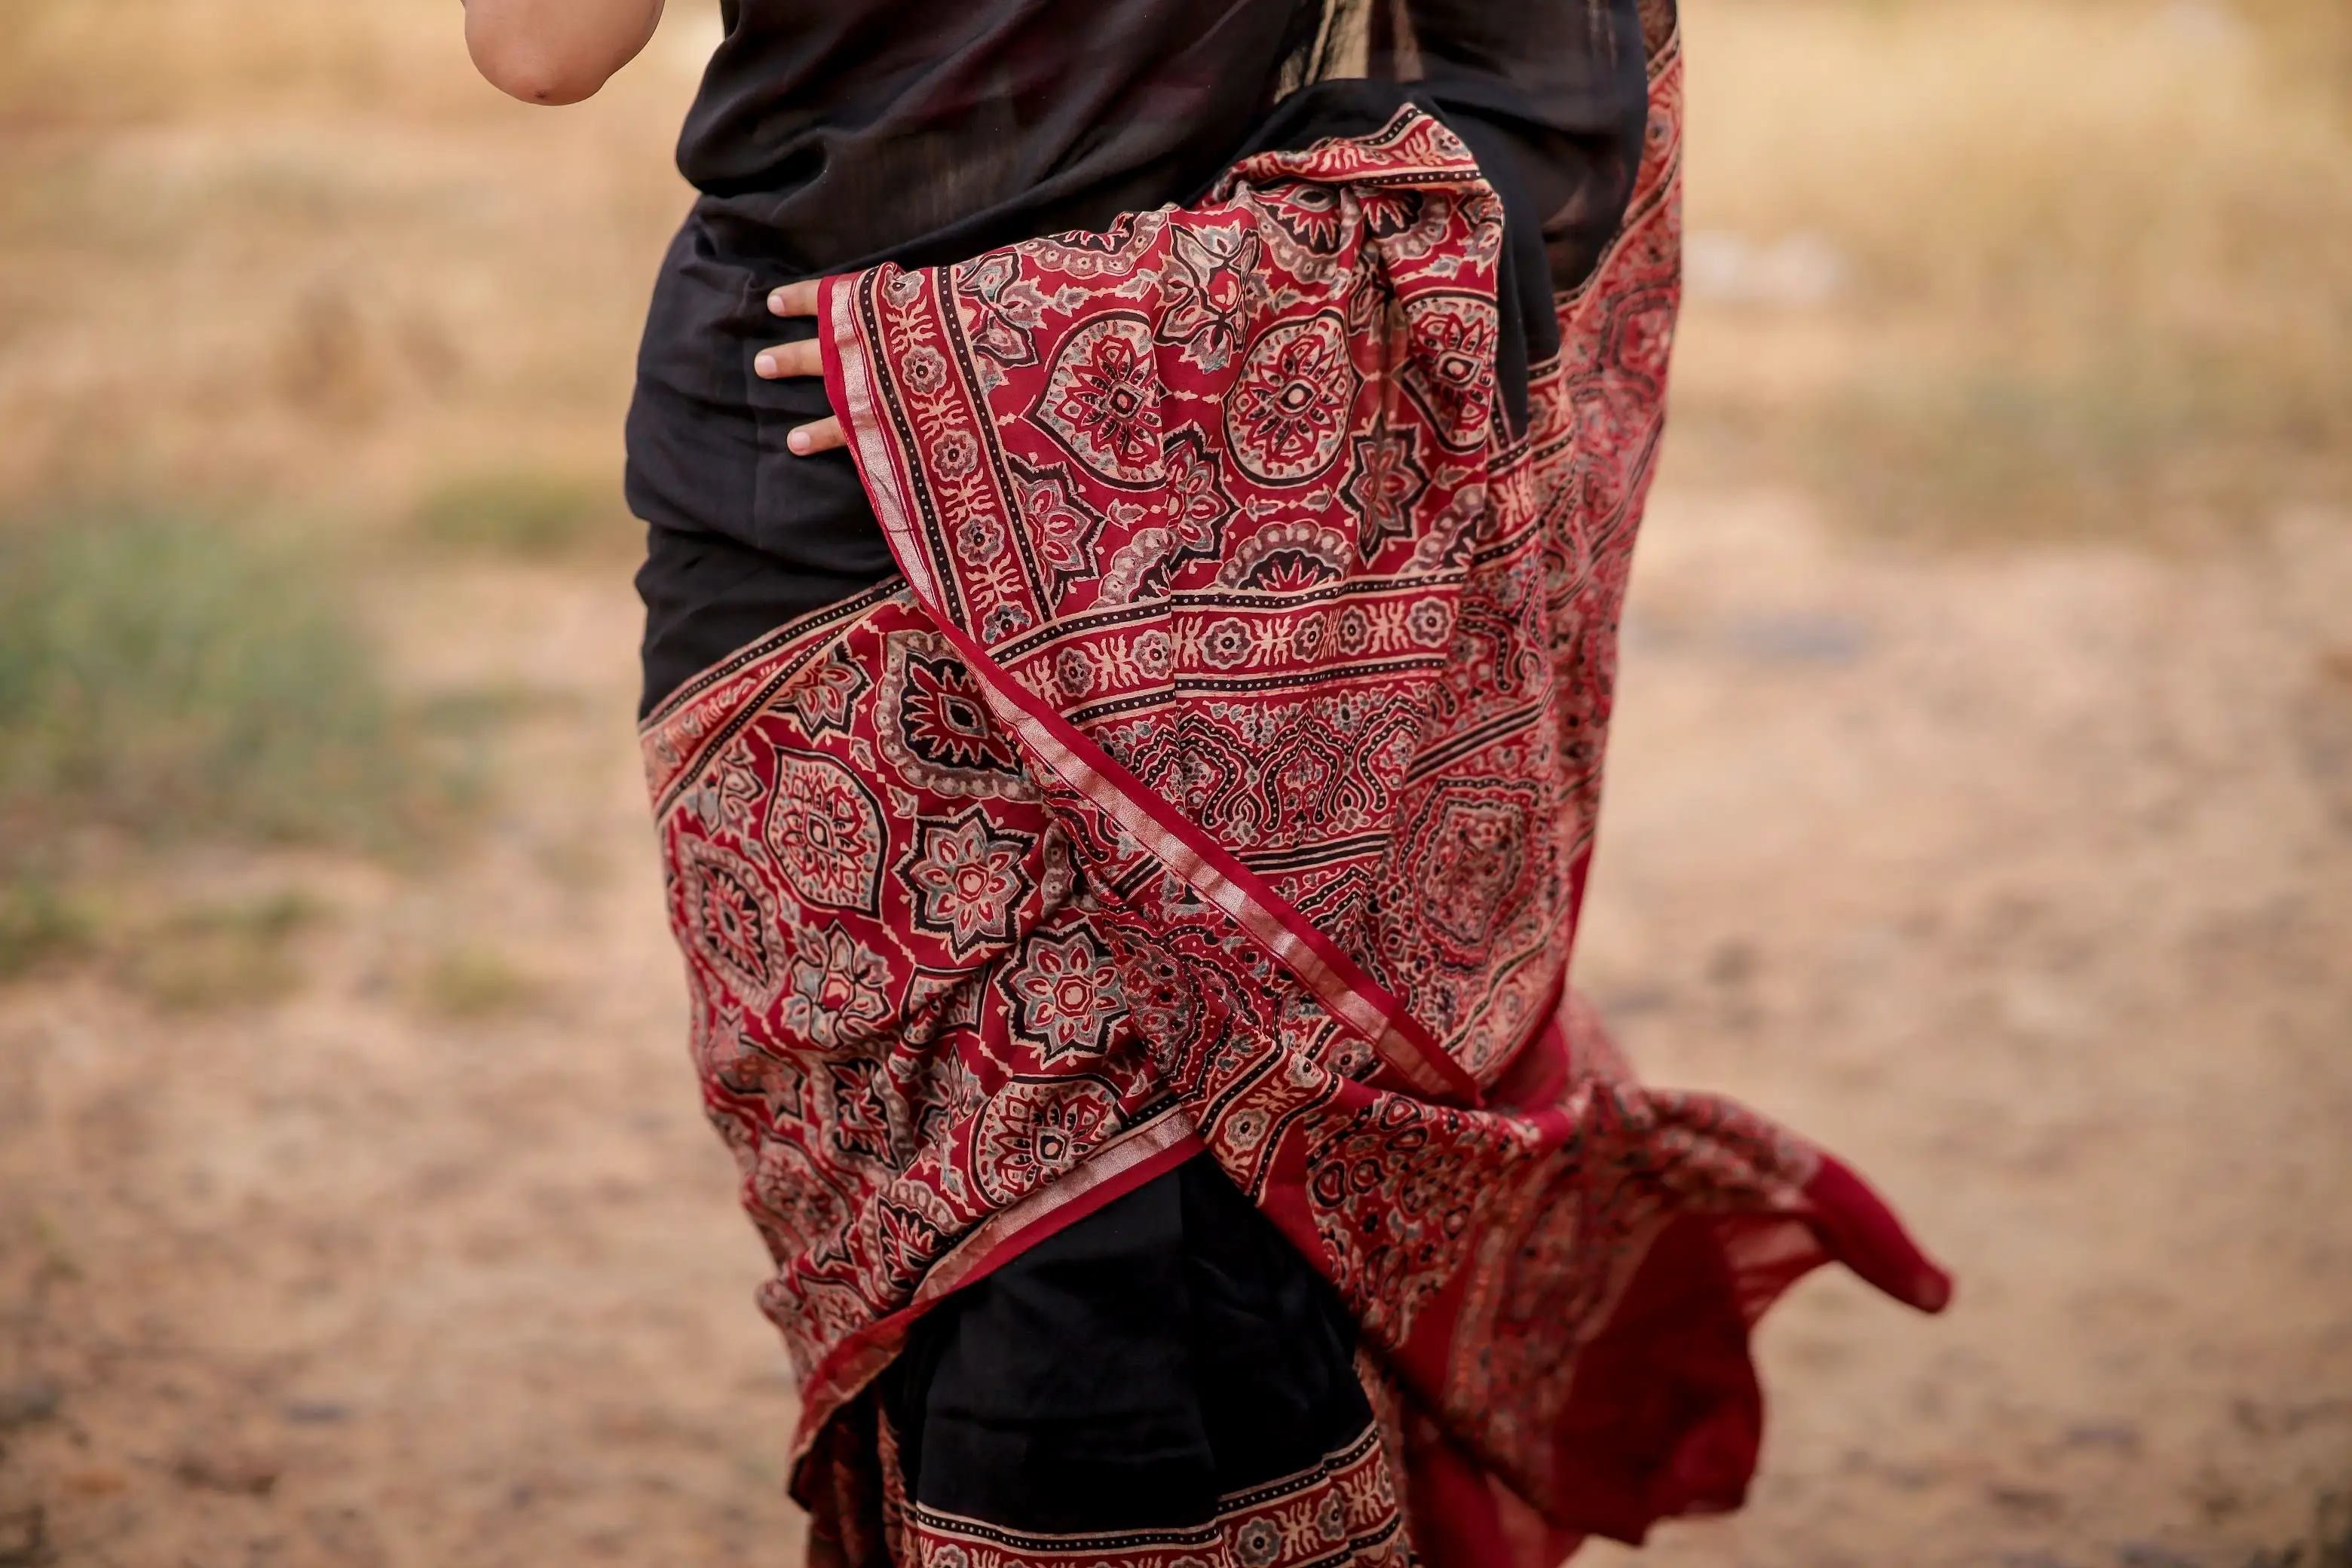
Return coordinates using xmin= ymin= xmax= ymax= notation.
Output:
xmin=2 ymin=1 xmax=2348 ymax=1563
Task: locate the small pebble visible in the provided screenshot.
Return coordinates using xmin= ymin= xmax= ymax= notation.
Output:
xmin=0 ymin=1375 xmax=62 ymax=1432
xmin=280 ymin=1401 xmax=353 ymax=1426
xmin=172 ymin=1443 xmax=283 ymax=1497
xmin=2063 ymin=1420 xmax=2142 ymax=1452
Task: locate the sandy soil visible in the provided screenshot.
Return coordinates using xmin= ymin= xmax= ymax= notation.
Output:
xmin=2 ymin=489 xmax=2347 ymax=1568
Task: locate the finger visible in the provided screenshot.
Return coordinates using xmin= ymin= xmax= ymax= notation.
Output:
xmin=767 ymin=279 xmax=822 ymax=318
xmin=752 ymin=338 xmax=824 ymax=379
xmin=786 ymin=416 xmax=845 ymax=456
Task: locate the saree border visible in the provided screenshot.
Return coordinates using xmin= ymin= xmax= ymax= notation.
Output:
xmin=790 ymin=1106 xmax=1206 ymax=1468
xmin=639 ymin=575 xmax=908 ymax=817
xmin=897 ymin=1420 xmax=1409 ymax=1566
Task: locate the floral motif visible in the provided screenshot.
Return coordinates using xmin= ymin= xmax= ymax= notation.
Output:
xmin=1405 ymin=598 xmax=1454 ymax=649
xmin=955 ymin=250 xmax=1049 ymax=371
xmin=1031 ymin=313 xmax=1162 ymax=486
xmin=1010 ymin=462 xmax=1109 ymax=586
xmin=1401 ymin=294 xmax=1501 ymax=449
xmin=1342 ymin=424 xmax=1429 ymax=563
xmin=999 ymin=928 xmax=1126 ymax=1063
xmin=1405 ymin=786 xmax=1538 ymax=952
xmin=747 ymin=1138 xmax=847 ymax=1261
xmin=776 ymin=646 xmax=869 ymax=739
xmin=1199 ymin=616 xmax=1255 ymax=670
xmin=1053 ymin=645 xmax=1095 ymax=699
xmin=899 ymin=345 xmax=948 ymax=394
xmin=900 ymin=807 xmax=1037 ymax=958
xmin=1159 ymin=424 xmax=1235 ymax=555
xmin=1133 ymin=629 xmax=1173 ymax=681
xmin=1098 ymin=528 xmax=1181 ymax=607
xmin=1225 ymin=312 xmax=1356 ymax=485
xmin=1263 ymin=182 xmax=1343 ymax=253
xmin=1362 ymin=188 xmax=1459 ymax=263
xmin=1234 ymin=1517 xmax=1285 ymax=1568
xmin=979 ymin=602 xmax=1034 ymax=643
xmin=954 ymin=516 xmax=1006 ymax=564
xmin=970 ymin=1077 xmax=1119 ymax=1205
xmin=1158 ymin=219 xmax=1264 ymax=372
xmin=1313 ymin=1491 xmax=1347 ymax=1543
xmin=779 ymin=920 xmax=892 ymax=1052
xmin=933 ymin=427 xmax=979 ymax=478
xmin=825 ymin=1058 xmax=902 ymax=1167
xmin=1216 ymin=522 xmax=1352 ymax=593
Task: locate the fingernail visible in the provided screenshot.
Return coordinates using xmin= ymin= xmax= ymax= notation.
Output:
xmin=768 ymin=289 xmax=786 ymax=312
xmin=788 ymin=430 xmax=810 ymax=455
xmin=755 ymin=352 xmax=776 ymax=377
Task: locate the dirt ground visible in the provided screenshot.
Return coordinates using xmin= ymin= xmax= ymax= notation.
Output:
xmin=1 ymin=490 xmax=2347 ymax=1568
xmin=3 ymin=1 xmax=2350 ymax=1563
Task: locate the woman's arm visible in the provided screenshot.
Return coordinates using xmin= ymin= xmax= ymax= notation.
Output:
xmin=463 ymin=0 xmax=666 ymax=106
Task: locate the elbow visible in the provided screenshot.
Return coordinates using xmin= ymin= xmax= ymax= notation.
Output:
xmin=466 ymin=31 xmax=611 ymax=106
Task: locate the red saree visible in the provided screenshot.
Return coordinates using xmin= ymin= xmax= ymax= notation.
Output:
xmin=641 ymin=17 xmax=1949 ymax=1565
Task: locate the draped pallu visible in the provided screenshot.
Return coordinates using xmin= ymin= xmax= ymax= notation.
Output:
xmin=642 ymin=26 xmax=1949 ymax=1566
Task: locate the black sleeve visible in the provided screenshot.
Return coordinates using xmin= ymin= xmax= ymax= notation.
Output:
xmin=1381 ymin=0 xmax=1650 ymax=295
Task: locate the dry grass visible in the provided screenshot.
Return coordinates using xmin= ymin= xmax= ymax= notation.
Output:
xmin=0 ymin=0 xmax=707 ymax=517
xmin=119 ymin=890 xmax=320 ymax=1009
xmin=0 ymin=508 xmax=463 ymax=991
xmin=0 ymin=513 xmax=422 ymax=848
xmin=2 ymin=0 xmax=2342 ymax=544
xmin=416 ymin=941 xmax=541 ymax=1018
xmin=1673 ymin=0 xmax=2352 ymax=541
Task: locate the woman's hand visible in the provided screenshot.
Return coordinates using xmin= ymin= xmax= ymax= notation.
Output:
xmin=755 ymin=280 xmax=847 ymax=457
xmin=462 ymin=0 xmax=666 ymax=106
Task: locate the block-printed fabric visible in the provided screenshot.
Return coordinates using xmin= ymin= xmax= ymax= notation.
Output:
xmin=642 ymin=24 xmax=1949 ymax=1566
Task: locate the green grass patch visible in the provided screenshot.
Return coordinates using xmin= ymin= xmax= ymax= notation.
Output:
xmin=412 ymin=470 xmax=625 ymax=559
xmin=0 ymin=510 xmax=454 ymax=982
xmin=0 ymin=871 xmax=90 ymax=980
xmin=0 ymin=510 xmax=431 ymax=850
